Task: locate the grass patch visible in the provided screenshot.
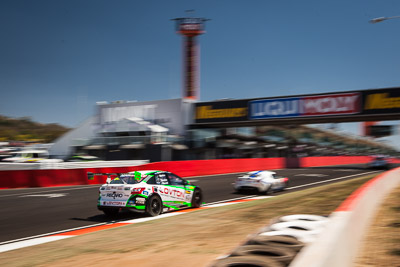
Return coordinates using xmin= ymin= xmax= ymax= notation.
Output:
xmin=1 ymin=174 xmax=377 ymax=267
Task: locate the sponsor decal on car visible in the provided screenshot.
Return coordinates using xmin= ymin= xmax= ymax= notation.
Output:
xmin=102 ymin=201 xmax=125 ymax=206
xmin=109 ymin=186 xmax=123 ymax=190
xmin=135 ymin=197 xmax=146 ymax=205
xmin=106 ymin=192 xmax=124 ymax=199
xmin=159 ymin=187 xmax=185 ymax=198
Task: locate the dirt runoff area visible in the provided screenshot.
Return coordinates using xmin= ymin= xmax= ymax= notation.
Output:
xmin=1 ymin=174 xmax=378 ymax=267
xmin=355 ymin=183 xmax=400 ymax=267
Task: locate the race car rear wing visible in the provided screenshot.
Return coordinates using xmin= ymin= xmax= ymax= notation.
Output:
xmin=87 ymin=171 xmax=141 ymax=184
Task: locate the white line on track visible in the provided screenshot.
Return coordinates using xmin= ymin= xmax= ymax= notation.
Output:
xmin=204 ymin=195 xmax=259 ymax=206
xmin=286 ymin=170 xmax=380 ymax=190
xmin=0 ymin=195 xmax=260 ymax=247
xmin=0 ymin=195 xmax=270 ymax=253
xmin=294 ymin=174 xmax=328 ymax=177
xmin=185 ymin=170 xmax=285 ymax=179
xmin=0 ymin=236 xmax=73 ymax=253
xmin=0 ymin=222 xmax=109 ymax=246
xmin=0 ymin=169 xmax=380 ymax=252
xmin=0 ymin=185 xmax=100 ymax=198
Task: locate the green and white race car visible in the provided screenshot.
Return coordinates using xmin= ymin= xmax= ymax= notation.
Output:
xmin=88 ymin=170 xmax=203 ymax=217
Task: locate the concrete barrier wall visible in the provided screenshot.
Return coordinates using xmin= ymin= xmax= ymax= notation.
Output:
xmin=0 ymin=156 xmax=379 ymax=189
xmin=289 ymin=167 xmax=400 ymax=267
xmin=300 ymin=156 xmax=371 ymax=167
xmin=0 ymin=160 xmax=149 ymax=171
xmin=0 ymin=158 xmax=284 ymax=189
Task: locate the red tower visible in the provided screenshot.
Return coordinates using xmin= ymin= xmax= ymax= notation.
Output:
xmin=172 ymin=16 xmax=209 ymax=100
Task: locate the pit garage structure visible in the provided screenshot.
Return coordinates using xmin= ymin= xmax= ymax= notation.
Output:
xmin=50 ymin=87 xmax=399 ymax=161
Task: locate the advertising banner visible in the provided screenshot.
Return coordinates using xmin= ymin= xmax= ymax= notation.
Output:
xmin=249 ymin=92 xmax=361 ymax=120
xmin=195 ymin=100 xmax=249 ymax=123
xmin=193 ymin=88 xmax=399 ymax=125
xmin=250 ymin=97 xmax=300 ymax=119
xmin=362 ymin=88 xmax=400 ymax=115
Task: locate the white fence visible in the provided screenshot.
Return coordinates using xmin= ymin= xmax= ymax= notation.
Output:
xmin=0 ymin=160 xmax=149 ymax=171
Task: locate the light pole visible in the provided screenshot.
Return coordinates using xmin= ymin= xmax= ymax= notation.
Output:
xmin=369 ymin=16 xmax=400 ymax=23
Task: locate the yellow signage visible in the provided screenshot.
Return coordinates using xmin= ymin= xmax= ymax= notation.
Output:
xmin=364 ymin=93 xmax=400 ymax=110
xmin=196 ymin=105 xmax=247 ymax=119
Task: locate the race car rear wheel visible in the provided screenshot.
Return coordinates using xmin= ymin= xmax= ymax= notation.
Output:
xmin=191 ymin=188 xmax=202 ymax=208
xmin=260 ymin=185 xmax=272 ymax=195
xmin=146 ymin=195 xmax=162 ymax=216
xmin=102 ymin=208 xmax=119 ymax=217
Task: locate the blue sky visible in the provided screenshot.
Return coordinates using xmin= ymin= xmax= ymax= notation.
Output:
xmin=0 ymin=0 xmax=399 ymax=148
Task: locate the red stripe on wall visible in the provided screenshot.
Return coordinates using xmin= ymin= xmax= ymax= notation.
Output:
xmin=0 ymin=156 xmax=382 ymax=189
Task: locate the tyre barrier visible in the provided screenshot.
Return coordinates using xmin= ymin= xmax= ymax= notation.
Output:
xmin=269 ymin=221 xmax=326 ymax=232
xmin=209 ymin=214 xmax=329 ymax=267
xmin=212 ymin=255 xmax=285 ymax=267
xmin=245 ymin=236 xmax=304 ymax=252
xmin=231 ymin=245 xmax=296 ymax=265
xmin=259 ymin=230 xmax=320 ymax=244
xmin=278 ymin=214 xmax=328 ymax=223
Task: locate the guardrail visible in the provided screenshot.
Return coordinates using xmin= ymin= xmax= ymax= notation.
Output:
xmin=0 ymin=156 xmax=393 ymax=189
xmin=289 ymin=167 xmax=400 ymax=267
xmin=0 ymin=160 xmax=149 ymax=170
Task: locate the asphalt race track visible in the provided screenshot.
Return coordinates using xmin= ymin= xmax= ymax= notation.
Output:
xmin=0 ymin=164 xmax=392 ymax=243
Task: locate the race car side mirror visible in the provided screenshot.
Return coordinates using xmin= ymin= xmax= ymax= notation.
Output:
xmin=106 ymin=176 xmax=111 ymax=184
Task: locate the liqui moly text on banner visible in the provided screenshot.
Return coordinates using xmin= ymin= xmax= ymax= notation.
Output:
xmin=250 ymin=93 xmax=360 ymax=119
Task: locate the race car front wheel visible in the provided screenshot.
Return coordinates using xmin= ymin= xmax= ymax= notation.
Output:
xmin=146 ymin=195 xmax=163 ymax=216
xmin=191 ymin=188 xmax=202 ymax=208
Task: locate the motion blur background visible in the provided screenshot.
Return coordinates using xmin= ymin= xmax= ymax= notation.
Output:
xmin=0 ymin=0 xmax=399 ymax=160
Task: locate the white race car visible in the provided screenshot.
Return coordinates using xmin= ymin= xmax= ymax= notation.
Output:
xmin=88 ymin=170 xmax=203 ymax=217
xmin=234 ymin=170 xmax=289 ymax=194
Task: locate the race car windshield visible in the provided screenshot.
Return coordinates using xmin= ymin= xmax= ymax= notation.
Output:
xmin=122 ymin=175 xmax=147 ymax=184
xmin=110 ymin=175 xmax=147 ymax=184
xmin=109 ymin=178 xmax=124 ymax=184
xmin=272 ymin=174 xmax=283 ymax=179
